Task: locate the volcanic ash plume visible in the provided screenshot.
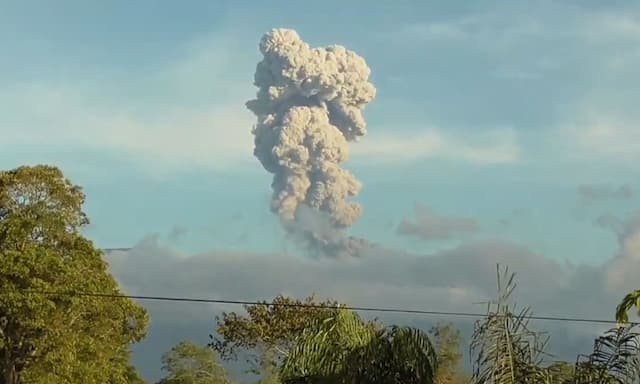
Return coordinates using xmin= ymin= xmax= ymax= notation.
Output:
xmin=246 ymin=28 xmax=376 ymax=253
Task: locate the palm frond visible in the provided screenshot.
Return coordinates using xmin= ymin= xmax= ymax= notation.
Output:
xmin=354 ymin=326 xmax=438 ymax=384
xmin=574 ymin=324 xmax=640 ymax=384
xmin=616 ymin=291 xmax=640 ymax=325
xmin=281 ymin=309 xmax=438 ymax=384
xmin=470 ymin=265 xmax=550 ymax=384
xmin=280 ymin=309 xmax=373 ymax=383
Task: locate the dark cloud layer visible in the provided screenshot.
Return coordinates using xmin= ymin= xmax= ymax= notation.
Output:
xmin=104 ymin=213 xmax=640 ymax=381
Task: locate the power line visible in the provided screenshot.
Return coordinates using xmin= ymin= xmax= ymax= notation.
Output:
xmin=97 ymin=248 xmax=636 ymax=326
xmin=19 ymin=289 xmax=636 ymax=326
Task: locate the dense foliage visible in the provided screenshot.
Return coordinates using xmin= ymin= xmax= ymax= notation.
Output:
xmin=429 ymin=323 xmax=470 ymax=384
xmin=157 ymin=342 xmax=231 ymax=384
xmin=212 ymin=294 xmax=343 ymax=376
xmin=0 ymin=165 xmax=148 ymax=384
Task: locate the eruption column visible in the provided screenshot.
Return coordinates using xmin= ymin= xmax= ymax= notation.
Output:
xmin=247 ymin=29 xmax=376 ymax=233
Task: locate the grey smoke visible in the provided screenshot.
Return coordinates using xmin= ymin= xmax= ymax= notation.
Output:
xmin=167 ymin=225 xmax=188 ymax=242
xmin=398 ymin=203 xmax=479 ymax=241
xmin=286 ymin=205 xmax=393 ymax=259
xmin=246 ymin=28 xmax=376 ymax=256
xmin=578 ymin=184 xmax=635 ymax=202
xmin=594 ymin=213 xmax=624 ymax=234
xmin=498 ymin=208 xmax=530 ymax=227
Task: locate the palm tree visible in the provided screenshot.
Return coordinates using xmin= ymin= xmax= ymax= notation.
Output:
xmin=572 ymin=324 xmax=640 ymax=384
xmin=279 ymin=309 xmax=438 ymax=384
xmin=469 ymin=265 xmax=550 ymax=384
xmin=470 ymin=265 xmax=640 ymax=384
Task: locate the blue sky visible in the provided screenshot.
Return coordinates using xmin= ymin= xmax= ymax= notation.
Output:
xmin=2 ymin=0 xmax=640 ymax=380
xmin=2 ymin=0 xmax=638 ymax=261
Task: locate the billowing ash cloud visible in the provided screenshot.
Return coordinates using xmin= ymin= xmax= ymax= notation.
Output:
xmin=285 ymin=205 xmax=393 ymax=259
xmin=246 ymin=28 xmax=376 ymax=256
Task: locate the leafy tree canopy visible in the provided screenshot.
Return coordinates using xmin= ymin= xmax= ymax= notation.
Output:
xmin=158 ymin=342 xmax=231 ymax=384
xmin=211 ymin=294 xmax=342 ymax=372
xmin=0 ymin=165 xmax=148 ymax=384
xmin=429 ymin=323 xmax=470 ymax=384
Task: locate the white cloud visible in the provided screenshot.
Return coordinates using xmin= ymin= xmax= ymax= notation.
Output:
xmin=0 ymin=29 xmax=258 ymax=173
xmin=1 ymin=84 xmax=255 ymax=171
xmin=0 ymin=85 xmax=519 ymax=173
xmin=351 ymin=127 xmax=519 ymax=165
xmin=386 ymin=5 xmax=640 ymax=78
xmin=562 ymin=117 xmax=640 ymax=161
xmin=602 ymin=212 xmax=640 ymax=292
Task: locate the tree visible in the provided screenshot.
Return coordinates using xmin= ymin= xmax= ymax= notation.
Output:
xmin=429 ymin=323 xmax=469 ymax=384
xmin=211 ymin=294 xmax=342 ymax=376
xmin=157 ymin=342 xmax=231 ymax=384
xmin=123 ymin=360 xmax=148 ymax=384
xmin=254 ymin=347 xmax=280 ymax=384
xmin=0 ymin=165 xmax=148 ymax=383
xmin=280 ymin=309 xmax=438 ymax=384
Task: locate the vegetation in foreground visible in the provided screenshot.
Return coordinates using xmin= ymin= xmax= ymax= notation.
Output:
xmin=1 ymin=164 xmax=640 ymax=384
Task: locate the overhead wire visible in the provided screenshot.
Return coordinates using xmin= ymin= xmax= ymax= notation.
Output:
xmin=17 ymin=289 xmax=637 ymax=326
